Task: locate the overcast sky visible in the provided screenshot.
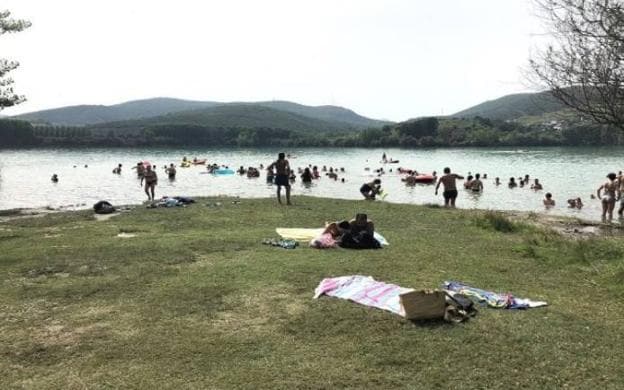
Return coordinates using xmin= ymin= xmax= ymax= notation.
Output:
xmin=2 ymin=0 xmax=544 ymax=121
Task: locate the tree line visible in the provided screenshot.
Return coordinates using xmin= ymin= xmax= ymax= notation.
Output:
xmin=2 ymin=116 xmax=623 ymax=148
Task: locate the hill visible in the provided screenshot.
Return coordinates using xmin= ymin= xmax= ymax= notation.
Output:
xmin=13 ymin=98 xmax=389 ymax=129
xmin=253 ymin=101 xmax=389 ymax=128
xmin=452 ymin=91 xmax=567 ymax=121
xmin=91 ymin=104 xmax=359 ymax=134
xmin=13 ymin=98 xmax=219 ymax=126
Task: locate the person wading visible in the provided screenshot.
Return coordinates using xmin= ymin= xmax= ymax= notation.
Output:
xmin=267 ymin=152 xmax=292 ymax=205
xmin=435 ymin=167 xmax=464 ymax=208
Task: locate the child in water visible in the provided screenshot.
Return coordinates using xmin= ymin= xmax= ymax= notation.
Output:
xmin=543 ymin=193 xmax=555 ymax=207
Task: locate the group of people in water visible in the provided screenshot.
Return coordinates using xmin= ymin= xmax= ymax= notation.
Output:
xmin=46 ymin=151 xmax=624 ymax=222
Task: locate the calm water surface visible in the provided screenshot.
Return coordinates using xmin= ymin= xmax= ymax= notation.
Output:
xmin=0 ymin=147 xmax=621 ymax=222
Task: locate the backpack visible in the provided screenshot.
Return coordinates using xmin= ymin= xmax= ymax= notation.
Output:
xmin=93 ymin=200 xmax=115 ymax=214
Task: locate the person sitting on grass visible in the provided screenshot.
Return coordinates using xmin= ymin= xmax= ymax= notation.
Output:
xmin=360 ymin=179 xmax=382 ymax=200
xmin=349 ymin=213 xmax=375 ymax=236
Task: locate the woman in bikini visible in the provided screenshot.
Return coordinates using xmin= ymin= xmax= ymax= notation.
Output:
xmin=597 ymin=172 xmax=620 ymax=222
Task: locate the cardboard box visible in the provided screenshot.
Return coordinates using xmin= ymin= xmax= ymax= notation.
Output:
xmin=399 ymin=290 xmax=446 ymax=320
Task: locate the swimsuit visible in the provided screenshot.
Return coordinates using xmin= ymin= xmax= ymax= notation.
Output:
xmin=443 ymin=189 xmax=458 ymax=200
xmin=274 ymin=174 xmax=290 ymax=187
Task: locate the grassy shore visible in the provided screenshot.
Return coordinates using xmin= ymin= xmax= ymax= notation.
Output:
xmin=1 ymin=196 xmax=624 ymax=389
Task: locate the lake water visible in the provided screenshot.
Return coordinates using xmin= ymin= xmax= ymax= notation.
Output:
xmin=0 ymin=147 xmax=621 ymax=222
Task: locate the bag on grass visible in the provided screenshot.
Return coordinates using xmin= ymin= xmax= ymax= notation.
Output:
xmin=93 ymin=200 xmax=115 ymax=214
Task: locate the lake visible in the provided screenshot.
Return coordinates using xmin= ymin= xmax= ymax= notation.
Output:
xmin=0 ymin=147 xmax=621 ymax=222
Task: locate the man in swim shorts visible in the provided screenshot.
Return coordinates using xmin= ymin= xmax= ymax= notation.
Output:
xmin=435 ymin=167 xmax=464 ymax=208
xmin=141 ymin=165 xmax=158 ymax=201
xmin=597 ymin=172 xmax=620 ymax=222
xmin=267 ymin=152 xmax=291 ymax=205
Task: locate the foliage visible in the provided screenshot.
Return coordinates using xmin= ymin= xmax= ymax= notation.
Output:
xmin=0 ymin=119 xmax=36 ymax=145
xmin=0 ymin=10 xmax=31 ymax=110
xmin=530 ymin=0 xmax=624 ymax=129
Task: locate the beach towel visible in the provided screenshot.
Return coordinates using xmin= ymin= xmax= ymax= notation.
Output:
xmin=442 ymin=281 xmax=547 ymax=309
xmin=314 ymin=275 xmax=413 ymax=316
xmin=276 ymin=228 xmax=389 ymax=246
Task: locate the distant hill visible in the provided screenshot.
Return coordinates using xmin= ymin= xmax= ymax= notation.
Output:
xmin=253 ymin=101 xmax=389 ymax=128
xmin=13 ymin=98 xmax=219 ymax=126
xmin=452 ymin=91 xmax=567 ymax=121
xmin=13 ymin=98 xmax=390 ymax=129
xmin=92 ymin=104 xmax=358 ymax=134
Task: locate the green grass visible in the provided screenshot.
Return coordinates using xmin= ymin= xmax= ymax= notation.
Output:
xmin=1 ymin=197 xmax=624 ymax=389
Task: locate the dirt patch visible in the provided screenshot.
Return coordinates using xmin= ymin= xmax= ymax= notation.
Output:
xmin=507 ymin=211 xmax=624 ymax=239
xmin=116 ymin=232 xmax=136 ymax=238
xmin=94 ymin=213 xmax=120 ymax=222
xmin=0 ymin=208 xmax=59 ymax=223
xmin=212 ymin=288 xmax=305 ymax=333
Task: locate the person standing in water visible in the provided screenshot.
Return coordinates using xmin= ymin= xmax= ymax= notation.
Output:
xmin=141 ymin=165 xmax=158 ymax=201
xmin=435 ymin=167 xmax=464 ymax=208
xmin=597 ymin=172 xmax=620 ymax=222
xmin=165 ymin=163 xmax=176 ymax=179
xmin=470 ymin=173 xmax=484 ymax=193
xmin=267 ymin=152 xmax=291 ymax=205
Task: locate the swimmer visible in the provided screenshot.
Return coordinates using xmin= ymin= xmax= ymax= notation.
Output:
xmin=166 ymin=163 xmax=176 ymax=179
xmin=567 ymin=197 xmax=583 ymax=209
xmin=140 ymin=165 xmax=158 ymax=201
xmin=470 ymin=173 xmax=483 ymax=192
xmin=531 ymin=179 xmax=543 ymax=190
xmin=301 ymin=167 xmax=313 ymax=184
xmin=597 ymin=172 xmax=619 ymax=221
xmin=112 ymin=163 xmax=122 ymax=174
xmin=463 ymin=175 xmax=473 ymax=189
xmin=495 ymin=177 xmax=501 ymax=186
xmin=435 ymin=167 xmax=464 ymax=208
xmin=402 ymin=172 xmax=417 ymax=185
xmin=543 ymin=192 xmax=555 ymax=208
xmin=51 ymin=174 xmax=58 ymax=183
xmin=132 ymin=162 xmax=145 ymax=178
xmin=267 ymin=152 xmax=291 ymax=205
xmin=508 ymin=177 xmax=517 ymax=188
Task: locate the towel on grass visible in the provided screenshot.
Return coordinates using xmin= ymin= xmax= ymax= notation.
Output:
xmin=442 ymin=281 xmax=547 ymax=309
xmin=314 ymin=275 xmax=413 ymax=317
xmin=276 ymin=228 xmax=389 ymax=246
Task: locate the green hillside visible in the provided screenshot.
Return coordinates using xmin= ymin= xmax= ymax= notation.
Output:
xmin=91 ymin=104 xmax=357 ymax=134
xmin=453 ymin=91 xmax=566 ymax=121
xmin=254 ymin=101 xmax=390 ymax=128
xmin=13 ymin=98 xmax=390 ymax=129
xmin=14 ymin=98 xmax=219 ymax=126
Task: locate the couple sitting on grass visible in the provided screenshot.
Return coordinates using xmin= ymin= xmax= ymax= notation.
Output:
xmin=311 ymin=213 xmax=381 ymax=249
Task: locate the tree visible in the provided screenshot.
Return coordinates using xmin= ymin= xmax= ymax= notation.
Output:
xmin=530 ymin=0 xmax=624 ymax=129
xmin=0 ymin=10 xmax=31 ymax=110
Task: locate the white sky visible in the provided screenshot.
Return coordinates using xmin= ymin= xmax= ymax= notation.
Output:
xmin=2 ymin=0 xmax=543 ymax=121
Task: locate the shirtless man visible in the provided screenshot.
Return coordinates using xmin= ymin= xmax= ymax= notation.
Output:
xmin=470 ymin=173 xmax=484 ymax=193
xmin=435 ymin=167 xmax=464 ymax=208
xmin=597 ymin=172 xmax=620 ymax=221
xmin=141 ymin=165 xmax=158 ymax=201
xmin=267 ymin=152 xmax=291 ymax=205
